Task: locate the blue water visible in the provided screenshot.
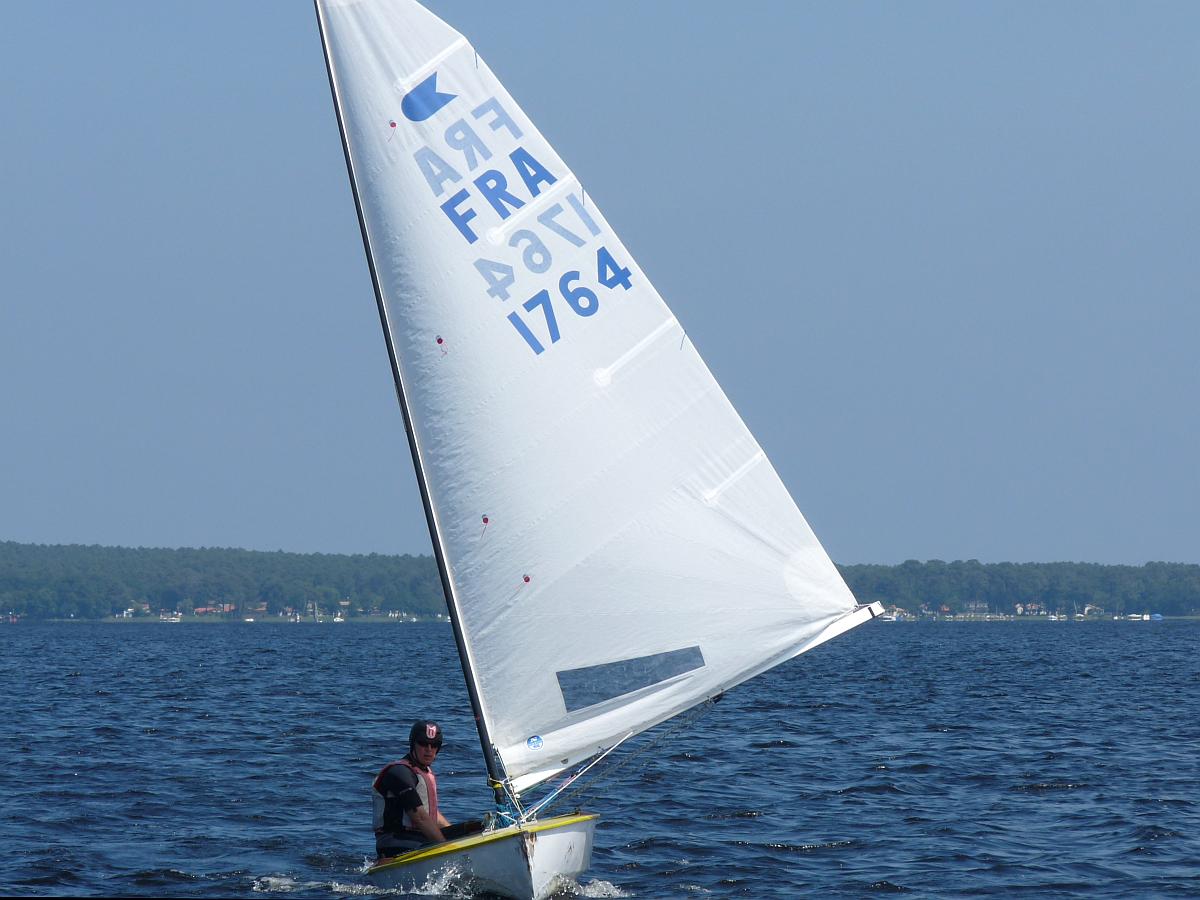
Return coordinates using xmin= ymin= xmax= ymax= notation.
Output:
xmin=2 ymin=621 xmax=1197 ymax=897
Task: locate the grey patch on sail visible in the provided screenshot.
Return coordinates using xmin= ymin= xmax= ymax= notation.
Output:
xmin=557 ymin=646 xmax=706 ymax=712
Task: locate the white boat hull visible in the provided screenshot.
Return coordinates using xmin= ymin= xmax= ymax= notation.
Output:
xmin=368 ymin=813 xmax=597 ymax=900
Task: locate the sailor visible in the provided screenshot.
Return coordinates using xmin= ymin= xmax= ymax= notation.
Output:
xmin=372 ymin=719 xmax=452 ymax=857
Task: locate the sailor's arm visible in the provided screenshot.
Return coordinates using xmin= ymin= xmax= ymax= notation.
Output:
xmin=407 ymin=805 xmax=446 ymax=843
xmin=436 ymin=810 xmax=451 ymax=829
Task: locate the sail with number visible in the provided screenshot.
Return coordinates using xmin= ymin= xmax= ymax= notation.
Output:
xmin=317 ymin=0 xmax=878 ymax=798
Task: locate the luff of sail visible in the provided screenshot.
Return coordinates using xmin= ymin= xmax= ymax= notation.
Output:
xmin=318 ymin=0 xmax=875 ymax=797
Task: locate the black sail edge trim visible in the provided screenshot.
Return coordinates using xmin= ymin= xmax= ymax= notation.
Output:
xmin=312 ymin=1 xmax=506 ymax=795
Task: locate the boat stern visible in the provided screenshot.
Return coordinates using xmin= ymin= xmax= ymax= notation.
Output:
xmin=523 ymin=813 xmax=596 ymax=899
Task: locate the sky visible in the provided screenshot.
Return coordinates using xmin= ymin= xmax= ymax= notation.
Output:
xmin=1 ymin=2 xmax=1196 ymax=565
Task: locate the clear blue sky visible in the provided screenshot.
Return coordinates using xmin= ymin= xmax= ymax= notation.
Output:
xmin=1 ymin=2 xmax=1196 ymax=565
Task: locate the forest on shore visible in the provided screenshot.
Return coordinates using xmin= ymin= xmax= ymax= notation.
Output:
xmin=2 ymin=540 xmax=1198 ymax=620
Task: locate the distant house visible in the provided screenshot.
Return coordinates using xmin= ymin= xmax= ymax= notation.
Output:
xmin=963 ymin=599 xmax=989 ymax=618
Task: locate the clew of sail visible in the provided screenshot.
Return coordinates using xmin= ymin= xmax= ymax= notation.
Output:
xmin=318 ymin=0 xmax=875 ymax=798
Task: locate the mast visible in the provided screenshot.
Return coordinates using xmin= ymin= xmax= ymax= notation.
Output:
xmin=312 ymin=0 xmax=507 ymax=803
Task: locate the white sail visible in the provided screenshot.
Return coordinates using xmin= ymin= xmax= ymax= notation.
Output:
xmin=318 ymin=0 xmax=874 ymax=795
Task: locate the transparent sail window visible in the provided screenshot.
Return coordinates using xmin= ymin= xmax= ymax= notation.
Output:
xmin=556 ymin=646 xmax=706 ymax=712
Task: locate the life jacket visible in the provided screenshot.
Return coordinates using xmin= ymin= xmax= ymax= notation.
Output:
xmin=372 ymin=756 xmax=438 ymax=835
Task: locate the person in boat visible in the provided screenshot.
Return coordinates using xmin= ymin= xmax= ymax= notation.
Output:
xmin=372 ymin=719 xmax=453 ymax=857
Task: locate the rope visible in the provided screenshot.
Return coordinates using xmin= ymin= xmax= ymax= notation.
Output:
xmin=519 ymin=731 xmax=633 ymax=824
xmin=535 ymin=694 xmax=721 ymax=818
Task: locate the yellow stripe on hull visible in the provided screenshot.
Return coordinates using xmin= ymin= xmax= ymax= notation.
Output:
xmin=368 ymin=812 xmax=597 ymax=874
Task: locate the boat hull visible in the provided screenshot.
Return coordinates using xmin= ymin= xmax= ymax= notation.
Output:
xmin=367 ymin=813 xmax=597 ymax=900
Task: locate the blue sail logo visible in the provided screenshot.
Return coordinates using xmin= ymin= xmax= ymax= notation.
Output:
xmin=401 ymin=72 xmax=456 ymax=122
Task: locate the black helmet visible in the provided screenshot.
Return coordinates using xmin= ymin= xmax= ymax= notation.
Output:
xmin=409 ymin=719 xmax=443 ymax=750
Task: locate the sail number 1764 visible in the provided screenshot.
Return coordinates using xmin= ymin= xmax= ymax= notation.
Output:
xmin=506 ymin=246 xmax=632 ymax=355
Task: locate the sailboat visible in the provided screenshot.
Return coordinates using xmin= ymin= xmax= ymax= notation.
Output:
xmin=313 ymin=1 xmax=882 ymax=897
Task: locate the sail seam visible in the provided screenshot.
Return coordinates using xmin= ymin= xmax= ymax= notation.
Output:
xmin=594 ymin=317 xmax=678 ymax=386
xmin=392 ymin=36 xmax=469 ymax=94
xmin=484 ymin=173 xmax=581 ymax=245
xmin=703 ymin=451 xmax=766 ymax=505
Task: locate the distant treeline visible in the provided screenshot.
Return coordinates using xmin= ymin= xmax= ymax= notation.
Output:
xmin=841 ymin=559 xmax=1200 ymax=617
xmin=0 ymin=541 xmax=442 ymax=620
xmin=1 ymin=541 xmax=1198 ymax=620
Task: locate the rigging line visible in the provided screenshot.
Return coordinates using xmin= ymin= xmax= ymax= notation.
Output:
xmin=539 ymin=695 xmax=722 ymax=818
xmin=491 ymin=770 xmax=524 ymax=819
xmin=519 ymin=732 xmax=634 ymax=824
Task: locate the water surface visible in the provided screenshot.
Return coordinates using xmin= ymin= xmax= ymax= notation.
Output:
xmin=2 ymin=621 xmax=1197 ymax=897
